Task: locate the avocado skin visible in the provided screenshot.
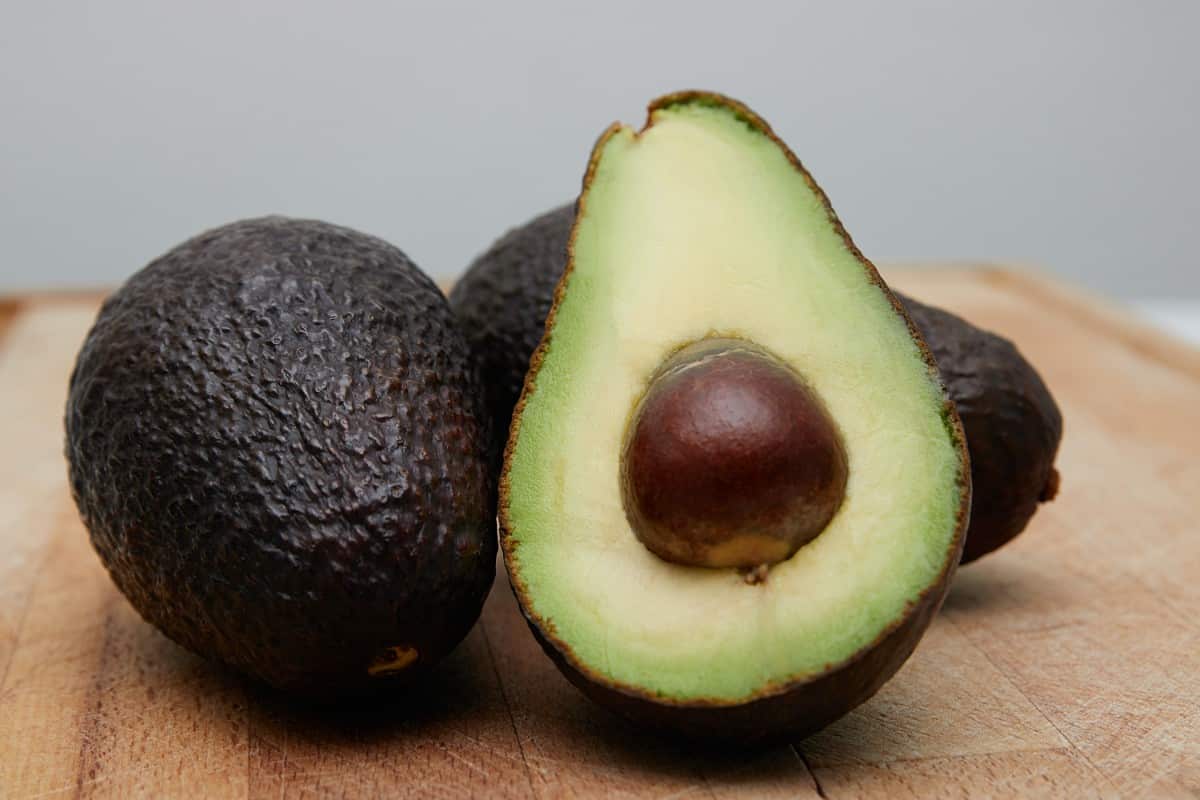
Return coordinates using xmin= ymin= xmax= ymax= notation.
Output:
xmin=448 ymin=204 xmax=574 ymax=442
xmin=66 ymin=217 xmax=496 ymax=695
xmin=901 ymin=297 xmax=1062 ymax=563
xmin=451 ymin=203 xmax=1062 ymax=564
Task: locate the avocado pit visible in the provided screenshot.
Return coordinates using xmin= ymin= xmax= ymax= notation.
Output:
xmin=620 ymin=337 xmax=848 ymax=570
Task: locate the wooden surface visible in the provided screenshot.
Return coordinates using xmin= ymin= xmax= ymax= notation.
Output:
xmin=1 ymin=268 xmax=1197 ymax=799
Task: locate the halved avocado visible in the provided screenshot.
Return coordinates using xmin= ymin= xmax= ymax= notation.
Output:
xmin=500 ymin=92 xmax=971 ymax=743
xmin=451 ymin=207 xmax=1063 ymax=567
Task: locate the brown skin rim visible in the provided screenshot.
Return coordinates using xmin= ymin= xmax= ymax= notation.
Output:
xmin=498 ymin=91 xmax=972 ymax=744
xmin=523 ymin=558 xmax=950 ymax=744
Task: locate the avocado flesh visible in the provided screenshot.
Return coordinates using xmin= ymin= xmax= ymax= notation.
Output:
xmin=502 ymin=95 xmax=968 ymax=711
xmin=452 ymin=209 xmax=1062 ymax=566
xmin=66 ymin=217 xmax=497 ymax=695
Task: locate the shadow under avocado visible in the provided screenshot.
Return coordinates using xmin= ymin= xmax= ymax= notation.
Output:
xmin=942 ymin=553 xmax=1052 ymax=617
xmin=234 ymin=638 xmax=500 ymax=742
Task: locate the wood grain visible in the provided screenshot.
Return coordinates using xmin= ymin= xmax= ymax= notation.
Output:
xmin=0 ymin=269 xmax=1197 ymax=799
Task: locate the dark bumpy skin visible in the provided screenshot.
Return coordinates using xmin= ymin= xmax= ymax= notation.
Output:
xmin=454 ymin=203 xmax=1062 ymax=564
xmin=66 ymin=217 xmax=497 ymax=695
xmin=449 ymin=204 xmax=574 ymax=444
xmin=902 ymin=297 xmax=1062 ymax=563
xmin=499 ymin=91 xmax=970 ymax=745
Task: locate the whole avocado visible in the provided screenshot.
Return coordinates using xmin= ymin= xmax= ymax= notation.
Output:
xmin=66 ymin=217 xmax=496 ymax=695
xmin=900 ymin=297 xmax=1061 ymax=563
xmin=450 ymin=204 xmax=1062 ymax=565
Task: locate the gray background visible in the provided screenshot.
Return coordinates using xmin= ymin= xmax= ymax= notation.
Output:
xmin=1 ymin=1 xmax=1196 ymax=299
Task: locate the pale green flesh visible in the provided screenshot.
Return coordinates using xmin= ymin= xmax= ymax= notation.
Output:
xmin=506 ymin=99 xmax=963 ymax=703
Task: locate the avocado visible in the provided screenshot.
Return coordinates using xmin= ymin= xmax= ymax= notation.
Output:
xmin=450 ymin=205 xmax=572 ymax=447
xmin=499 ymin=92 xmax=970 ymax=742
xmin=65 ymin=217 xmax=496 ymax=695
xmin=901 ymin=297 xmax=1061 ymax=562
xmin=452 ymin=220 xmax=1061 ymax=566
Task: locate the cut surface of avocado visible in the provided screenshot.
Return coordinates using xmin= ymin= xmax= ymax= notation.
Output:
xmin=502 ymin=94 xmax=967 ymax=707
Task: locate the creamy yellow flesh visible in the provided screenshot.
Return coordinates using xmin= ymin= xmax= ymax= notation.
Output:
xmin=505 ymin=100 xmax=963 ymax=702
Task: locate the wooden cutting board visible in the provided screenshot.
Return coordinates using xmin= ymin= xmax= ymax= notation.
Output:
xmin=1 ymin=268 xmax=1197 ymax=799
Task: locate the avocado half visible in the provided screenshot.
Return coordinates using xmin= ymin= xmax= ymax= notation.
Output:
xmin=452 ymin=219 xmax=1061 ymax=567
xmin=66 ymin=217 xmax=497 ymax=695
xmin=499 ymin=92 xmax=971 ymax=742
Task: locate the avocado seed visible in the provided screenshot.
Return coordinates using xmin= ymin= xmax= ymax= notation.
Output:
xmin=620 ymin=338 xmax=848 ymax=570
